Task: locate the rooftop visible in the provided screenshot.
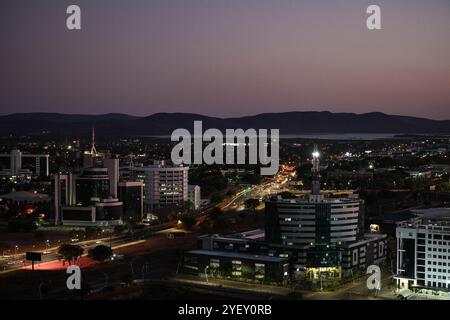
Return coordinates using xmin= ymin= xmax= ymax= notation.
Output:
xmin=187 ymin=249 xmax=288 ymax=263
xmin=410 ymin=208 xmax=450 ymax=220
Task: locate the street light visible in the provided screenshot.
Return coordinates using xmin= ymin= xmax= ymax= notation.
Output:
xmin=142 ymin=262 xmax=150 ymax=281
xmin=103 ymin=273 xmax=109 ymax=289
xmin=204 ymin=266 xmax=209 ymax=282
xmin=129 ymin=260 xmax=135 ymax=275
xmin=38 ymin=282 xmax=45 ymax=300
xmin=319 ymin=272 xmax=325 ymax=292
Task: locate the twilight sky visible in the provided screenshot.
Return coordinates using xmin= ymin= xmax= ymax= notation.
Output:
xmin=1 ymin=0 xmax=449 ymax=119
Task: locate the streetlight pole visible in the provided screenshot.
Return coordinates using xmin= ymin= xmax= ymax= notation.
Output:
xmin=103 ymin=273 xmax=109 ymax=289
xmin=204 ymin=266 xmax=209 ymax=282
xmin=129 ymin=260 xmax=134 ymax=276
xmin=38 ymin=282 xmax=45 ymax=300
xmin=320 ymin=273 xmax=324 ymax=292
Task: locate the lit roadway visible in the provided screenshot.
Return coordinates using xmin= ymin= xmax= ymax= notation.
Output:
xmin=0 ymin=173 xmax=301 ymax=274
xmin=0 ymin=223 xmax=174 ymax=274
xmin=220 ymin=174 xmax=295 ymax=211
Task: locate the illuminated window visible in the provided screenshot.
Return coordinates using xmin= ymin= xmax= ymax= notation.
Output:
xmin=232 ymin=260 xmax=242 ymax=276
xmin=255 ymin=263 xmax=265 ymax=279
xmin=210 ymin=259 xmax=220 ymax=268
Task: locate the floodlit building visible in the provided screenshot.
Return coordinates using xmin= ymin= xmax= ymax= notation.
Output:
xmin=131 ymin=160 xmax=188 ymax=210
xmin=188 ymin=185 xmax=201 ymax=210
xmin=395 ymin=211 xmax=450 ymax=297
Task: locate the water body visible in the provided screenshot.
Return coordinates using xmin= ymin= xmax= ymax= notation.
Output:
xmin=279 ymin=133 xmax=402 ymax=140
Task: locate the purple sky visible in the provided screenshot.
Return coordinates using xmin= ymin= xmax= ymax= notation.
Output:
xmin=1 ymin=0 xmax=449 ymax=119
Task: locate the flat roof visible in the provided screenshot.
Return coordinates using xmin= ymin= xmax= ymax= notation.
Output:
xmin=187 ymin=250 xmax=288 ymax=263
xmin=268 ymin=196 xmax=360 ymax=205
xmin=226 ymin=229 xmax=265 ymax=240
xmin=411 ymin=208 xmax=450 ymax=220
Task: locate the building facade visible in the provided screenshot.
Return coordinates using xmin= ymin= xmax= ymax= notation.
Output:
xmin=131 ymin=161 xmax=188 ymax=210
xmin=188 ymin=184 xmax=201 ymax=210
xmin=0 ymin=149 xmax=49 ymax=177
xmin=396 ymin=217 xmax=450 ymax=294
xmin=265 ymin=194 xmax=364 ymax=247
xmin=183 ymin=249 xmax=290 ymax=284
xmin=118 ymin=181 xmax=144 ymax=223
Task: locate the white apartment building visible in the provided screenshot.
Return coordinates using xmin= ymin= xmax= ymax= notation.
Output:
xmin=396 ymin=216 xmax=450 ymax=294
xmin=188 ymin=185 xmax=201 ymax=210
xmin=132 ymin=161 xmax=188 ymax=210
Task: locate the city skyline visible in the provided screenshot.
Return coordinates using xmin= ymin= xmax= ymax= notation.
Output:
xmin=1 ymin=0 xmax=450 ymax=119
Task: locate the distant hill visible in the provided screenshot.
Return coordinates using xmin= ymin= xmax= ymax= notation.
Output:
xmin=1 ymin=111 xmax=449 ymax=138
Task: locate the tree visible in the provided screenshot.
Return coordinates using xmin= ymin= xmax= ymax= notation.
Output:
xmin=88 ymin=245 xmax=113 ymax=262
xmin=58 ymin=244 xmax=84 ymax=265
xmin=244 ymin=198 xmax=260 ymax=209
xmin=153 ymin=204 xmax=179 ymax=223
xmin=436 ymin=182 xmax=450 ymax=193
xmin=278 ymin=191 xmax=296 ymax=199
xmin=7 ymin=218 xmax=22 ymax=232
xmin=208 ymin=206 xmax=230 ymax=230
xmin=34 ymin=230 xmax=46 ymax=241
xmin=21 ymin=217 xmax=38 ymax=232
xmin=85 ymin=226 xmax=101 ymax=239
xmin=179 ymin=215 xmax=196 ymax=230
xmin=114 ymin=224 xmax=127 ymax=235
xmin=199 ymin=219 xmax=212 ymax=233
xmin=120 ymin=273 xmax=133 ymax=285
xmin=211 ymin=193 xmax=224 ymax=203
xmin=240 ymin=173 xmax=261 ymax=185
xmin=68 ymin=229 xmax=85 ymax=241
xmin=7 ymin=217 xmax=37 ymax=232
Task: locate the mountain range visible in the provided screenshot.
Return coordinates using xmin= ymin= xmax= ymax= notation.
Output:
xmin=1 ymin=111 xmax=450 ymax=138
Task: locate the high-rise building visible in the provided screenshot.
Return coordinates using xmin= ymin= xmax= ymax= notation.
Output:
xmin=188 ymin=185 xmax=201 ymax=210
xmin=0 ymin=149 xmax=49 ymax=177
xmin=265 ymin=195 xmax=363 ymax=247
xmin=265 ymin=147 xmax=364 ymax=247
xmin=395 ymin=212 xmax=450 ymax=295
xmin=53 ymin=129 xmax=123 ymax=226
xmin=52 ymin=173 xmax=75 ymax=224
xmin=264 ymin=147 xmax=375 ymax=279
xmin=131 ymin=160 xmax=189 ymax=210
xmin=118 ymin=181 xmax=144 ymax=223
xmin=103 ymin=158 xmax=119 ymax=198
